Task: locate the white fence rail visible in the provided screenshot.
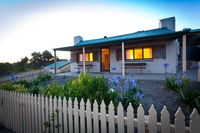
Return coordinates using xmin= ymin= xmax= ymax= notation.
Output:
xmin=0 ymin=90 xmax=200 ymax=133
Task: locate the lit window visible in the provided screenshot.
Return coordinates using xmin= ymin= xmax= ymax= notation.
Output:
xmin=143 ymin=47 xmax=152 ymax=59
xmin=134 ymin=48 xmax=143 ymax=59
xmin=78 ymin=52 xmax=93 ymax=62
xmin=126 ymin=49 xmax=134 ymax=59
xmin=89 ymin=52 xmax=93 ymax=61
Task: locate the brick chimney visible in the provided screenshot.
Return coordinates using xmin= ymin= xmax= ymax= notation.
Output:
xmin=159 ymin=17 xmax=175 ymax=31
xmin=74 ymin=36 xmax=83 ymax=45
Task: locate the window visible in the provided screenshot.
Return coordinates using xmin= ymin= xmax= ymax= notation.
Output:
xmin=125 ymin=47 xmax=152 ymax=60
xmin=143 ymin=47 xmax=152 ymax=59
xmin=126 ymin=49 xmax=134 ymax=59
xmin=78 ymin=52 xmax=93 ymax=62
xmin=134 ymin=48 xmax=143 ymax=59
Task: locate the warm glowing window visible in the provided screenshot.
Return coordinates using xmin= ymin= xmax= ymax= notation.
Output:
xmin=125 ymin=47 xmax=152 ymax=60
xmin=143 ymin=47 xmax=152 ymax=59
xmin=134 ymin=48 xmax=143 ymax=59
xmin=126 ymin=49 xmax=134 ymax=59
xmin=79 ymin=52 xmax=93 ymax=62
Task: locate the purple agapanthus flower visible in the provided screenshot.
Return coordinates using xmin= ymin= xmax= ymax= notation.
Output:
xmin=181 ymin=71 xmax=187 ymax=76
xmin=124 ymin=78 xmax=137 ymax=91
xmin=174 ymin=79 xmax=182 ymax=86
xmin=191 ymin=64 xmax=200 ymax=69
xmin=134 ymin=92 xmax=144 ymax=99
xmin=27 ymin=72 xmax=33 ymax=75
xmin=162 ymin=63 xmax=169 ymax=68
xmin=7 ymin=74 xmax=17 ymax=80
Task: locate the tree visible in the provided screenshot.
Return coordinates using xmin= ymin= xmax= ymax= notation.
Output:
xmin=30 ymin=52 xmax=44 ymax=68
xmin=0 ymin=63 xmax=12 ymax=76
xmin=42 ymin=50 xmax=53 ymax=63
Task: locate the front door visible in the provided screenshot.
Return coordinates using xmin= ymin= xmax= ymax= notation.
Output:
xmin=101 ymin=48 xmax=110 ymax=71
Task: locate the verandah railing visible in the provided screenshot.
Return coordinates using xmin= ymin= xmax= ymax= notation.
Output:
xmin=0 ymin=90 xmax=200 ymax=133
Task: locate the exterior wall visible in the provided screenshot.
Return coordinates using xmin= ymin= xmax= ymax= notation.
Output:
xmin=110 ymin=47 xmax=122 ymax=73
xmin=70 ymin=49 xmax=100 ymax=73
xmin=70 ymin=39 xmax=179 ymax=74
xmin=148 ymin=40 xmax=178 ymax=73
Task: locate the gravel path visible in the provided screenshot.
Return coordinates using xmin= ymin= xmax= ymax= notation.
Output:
xmin=137 ymin=80 xmax=189 ymax=123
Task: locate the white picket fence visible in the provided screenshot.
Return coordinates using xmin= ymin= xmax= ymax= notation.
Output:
xmin=0 ymin=90 xmax=200 ymax=133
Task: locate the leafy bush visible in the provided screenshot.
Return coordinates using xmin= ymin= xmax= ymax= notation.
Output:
xmin=64 ymin=73 xmax=117 ymax=105
xmin=0 ymin=83 xmax=27 ymax=92
xmin=15 ymin=80 xmax=32 ymax=88
xmin=41 ymin=83 xmax=64 ymax=98
xmin=163 ymin=74 xmax=188 ymax=92
xmin=179 ymin=88 xmax=200 ymax=110
xmin=29 ymin=86 xmax=43 ymax=95
xmin=32 ymin=73 xmax=52 ymax=86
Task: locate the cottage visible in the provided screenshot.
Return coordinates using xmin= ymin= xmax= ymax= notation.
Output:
xmin=54 ymin=17 xmax=200 ymax=77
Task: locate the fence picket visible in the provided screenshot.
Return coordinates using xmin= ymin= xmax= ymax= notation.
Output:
xmin=148 ymin=105 xmax=157 ymax=133
xmin=49 ymin=96 xmax=53 ymax=133
xmin=100 ymin=100 xmax=107 ymax=133
xmin=127 ymin=103 xmax=134 ymax=133
xmin=38 ymin=95 xmax=42 ymax=133
xmin=80 ymin=98 xmax=85 ymax=133
xmin=41 ymin=95 xmax=45 ymax=133
xmin=74 ymin=98 xmax=79 ymax=133
xmin=108 ymin=101 xmax=115 ymax=133
xmin=68 ymin=98 xmax=73 ymax=133
xmin=45 ymin=96 xmax=49 ymax=133
xmin=117 ymin=102 xmax=125 ymax=133
xmin=27 ymin=93 xmax=32 ymax=133
xmin=63 ymin=97 xmax=68 ymax=133
xmin=0 ymin=90 xmax=199 ymax=133
xmin=93 ymin=100 xmax=99 ymax=133
xmin=137 ymin=104 xmax=145 ymax=133
xmin=175 ymin=107 xmax=185 ymax=133
xmin=161 ymin=106 xmax=170 ymax=133
xmin=190 ymin=109 xmax=200 ymax=133
xmin=86 ymin=99 xmax=92 ymax=133
xmin=58 ymin=96 xmax=63 ymax=133
xmin=54 ymin=96 xmax=58 ymax=133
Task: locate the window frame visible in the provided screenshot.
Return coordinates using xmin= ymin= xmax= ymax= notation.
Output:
xmin=125 ymin=47 xmax=153 ymax=60
xmin=78 ymin=52 xmax=94 ymax=62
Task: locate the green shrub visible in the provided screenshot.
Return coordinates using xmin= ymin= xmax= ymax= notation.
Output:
xmin=64 ymin=73 xmax=117 ymax=105
xmin=29 ymin=86 xmax=43 ymax=95
xmin=32 ymin=73 xmax=52 ymax=86
xmin=179 ymin=88 xmax=200 ymax=110
xmin=163 ymin=75 xmax=188 ymax=92
xmin=40 ymin=83 xmax=64 ymax=98
xmin=15 ymin=80 xmax=32 ymax=88
xmin=0 ymin=83 xmax=27 ymax=92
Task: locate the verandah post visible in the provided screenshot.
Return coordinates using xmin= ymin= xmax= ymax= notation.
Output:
xmin=122 ymin=42 xmax=125 ymax=77
xmin=83 ymin=47 xmax=86 ymax=74
xmin=54 ymin=50 xmax=57 ymax=74
xmin=182 ymin=34 xmax=187 ymax=75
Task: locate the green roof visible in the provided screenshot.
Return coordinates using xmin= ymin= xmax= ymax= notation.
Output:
xmin=54 ymin=28 xmax=200 ymax=51
xmin=44 ymin=61 xmax=70 ymax=69
xmin=75 ymin=28 xmax=174 ymax=47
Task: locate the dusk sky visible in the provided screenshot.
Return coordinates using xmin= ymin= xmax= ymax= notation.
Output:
xmin=0 ymin=0 xmax=200 ymax=63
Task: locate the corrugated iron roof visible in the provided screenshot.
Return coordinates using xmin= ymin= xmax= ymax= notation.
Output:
xmin=75 ymin=28 xmax=174 ymax=46
xmin=44 ymin=61 xmax=70 ymax=69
